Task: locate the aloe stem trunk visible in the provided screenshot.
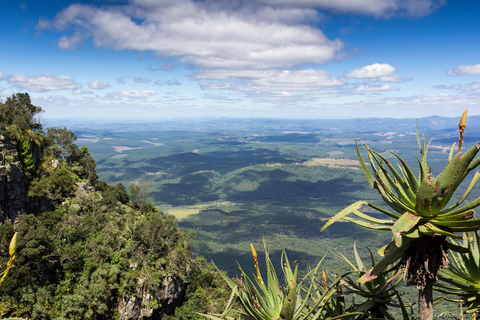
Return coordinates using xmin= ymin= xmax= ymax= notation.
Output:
xmin=418 ymin=280 xmax=433 ymax=320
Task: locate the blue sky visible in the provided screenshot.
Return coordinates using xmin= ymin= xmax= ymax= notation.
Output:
xmin=1 ymin=0 xmax=480 ymax=121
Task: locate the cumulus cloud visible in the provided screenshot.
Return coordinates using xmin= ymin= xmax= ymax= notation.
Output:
xmin=257 ymin=0 xmax=444 ymax=18
xmin=88 ymin=80 xmax=111 ymax=89
xmin=447 ymin=64 xmax=480 ymax=76
xmin=6 ymin=74 xmax=82 ymax=92
xmin=346 ymin=63 xmax=405 ymax=82
xmin=117 ymin=77 xmax=125 ymax=84
xmin=107 ymin=90 xmax=157 ymax=99
xmin=0 ymin=71 xmax=4 ymax=80
xmin=37 ymin=1 xmax=343 ymax=69
xmin=196 ymin=69 xmax=345 ymax=91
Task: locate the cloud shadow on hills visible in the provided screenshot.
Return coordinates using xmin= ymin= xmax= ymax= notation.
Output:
xmin=145 ymin=149 xmax=296 ymax=174
xmin=226 ymin=176 xmax=363 ymax=203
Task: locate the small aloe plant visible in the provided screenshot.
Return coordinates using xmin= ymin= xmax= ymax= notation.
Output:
xmin=338 ymin=242 xmax=410 ymax=320
xmin=434 ymin=230 xmax=480 ymax=316
xmin=201 ymin=242 xmax=352 ymax=320
xmin=321 ymin=110 xmax=480 ymax=319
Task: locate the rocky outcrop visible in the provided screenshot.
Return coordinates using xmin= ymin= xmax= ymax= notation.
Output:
xmin=0 ymin=136 xmax=27 ymax=223
xmin=117 ymin=276 xmax=187 ymax=320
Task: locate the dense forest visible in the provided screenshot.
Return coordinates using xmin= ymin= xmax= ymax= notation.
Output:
xmin=0 ymin=93 xmax=229 ymax=319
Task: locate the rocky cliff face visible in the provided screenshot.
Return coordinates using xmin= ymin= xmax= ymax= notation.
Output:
xmin=117 ymin=276 xmax=187 ymax=319
xmin=0 ymin=135 xmax=28 ymax=223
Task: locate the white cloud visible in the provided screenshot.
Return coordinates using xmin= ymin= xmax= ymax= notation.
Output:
xmin=134 ymin=77 xmax=152 ymax=83
xmin=88 ymin=80 xmax=111 ymax=89
xmin=58 ymin=32 xmax=86 ymax=50
xmin=107 ymin=90 xmax=157 ymax=99
xmin=73 ymin=89 xmax=93 ymax=95
xmin=0 ymin=71 xmax=4 ymax=80
xmin=38 ymin=1 xmax=343 ymax=69
xmin=447 ymin=64 xmax=480 ymax=76
xmin=116 ymin=77 xmax=125 ymax=84
xmin=256 ymin=0 xmax=444 ymax=18
xmin=458 ymin=82 xmax=480 ymax=92
xmin=6 ymin=74 xmax=82 ymax=92
xmin=432 ymin=84 xmax=455 ymax=90
xmin=197 ymin=69 xmax=345 ymax=91
xmin=155 ymin=79 xmax=182 ymax=86
xmin=355 ymin=84 xmax=398 ymax=92
xmin=346 ymin=63 xmax=405 ymax=82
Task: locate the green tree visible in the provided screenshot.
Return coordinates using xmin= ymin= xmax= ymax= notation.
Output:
xmin=68 ymin=145 xmax=98 ymax=184
xmin=45 ymin=127 xmax=77 ymax=159
xmin=0 ymin=93 xmax=43 ymax=134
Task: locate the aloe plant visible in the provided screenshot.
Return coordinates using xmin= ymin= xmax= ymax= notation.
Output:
xmin=321 ymin=110 xmax=480 ymax=319
xmin=338 ymin=242 xmax=410 ymax=319
xmin=435 ymin=230 xmax=480 ymax=317
xmin=201 ymin=242 xmax=355 ymax=320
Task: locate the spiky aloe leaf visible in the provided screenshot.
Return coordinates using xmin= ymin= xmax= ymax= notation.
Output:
xmin=280 ymin=247 xmax=298 ymax=320
xmin=369 ymin=148 xmax=416 ymax=205
xmin=414 ymin=174 xmax=436 ymax=217
xmin=391 ymin=151 xmax=420 ymax=195
xmin=440 ymin=143 xmax=480 ymax=209
xmin=392 ymin=212 xmax=421 ymax=247
xmin=321 ymin=201 xmax=367 ymax=232
xmin=429 ymin=218 xmax=480 ymax=230
xmin=359 ymin=241 xmax=410 ymax=284
xmin=422 ymin=223 xmax=463 ymax=239
xmin=430 ymin=152 xmax=467 ymax=215
xmin=356 ymin=138 xmax=376 ymax=189
xmin=440 ymin=172 xmax=480 ymax=213
xmin=366 ymin=151 xmax=416 ymax=215
xmin=449 ymin=142 xmax=457 ymax=162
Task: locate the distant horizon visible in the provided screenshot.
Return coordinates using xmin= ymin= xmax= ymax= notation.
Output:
xmin=47 ymin=113 xmax=469 ymax=124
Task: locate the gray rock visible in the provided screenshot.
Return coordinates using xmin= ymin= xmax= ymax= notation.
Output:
xmin=0 ymin=138 xmax=27 ymax=223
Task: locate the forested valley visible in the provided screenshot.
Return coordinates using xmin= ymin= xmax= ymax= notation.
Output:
xmin=2 ymin=93 xmax=480 ymax=319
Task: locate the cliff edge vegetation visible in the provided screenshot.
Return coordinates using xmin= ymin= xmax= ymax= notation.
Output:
xmin=0 ymin=93 xmax=229 ymax=319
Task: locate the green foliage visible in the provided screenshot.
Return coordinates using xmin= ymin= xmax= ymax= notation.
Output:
xmin=0 ymin=199 xmax=196 ymax=318
xmin=435 ymin=230 xmax=480 ymax=314
xmin=96 ymin=181 xmax=129 ymax=208
xmin=202 ymin=243 xmax=355 ymax=320
xmin=45 ymin=127 xmax=98 ymax=184
xmin=28 ymin=166 xmax=77 ymax=201
xmin=170 ymin=257 xmax=231 ymax=319
xmin=321 ymin=112 xmax=480 ymax=319
xmin=45 ymin=127 xmax=77 ymax=160
xmin=338 ymin=243 xmax=410 ymax=319
xmin=322 ymin=119 xmax=480 ymax=284
xmin=18 ymin=138 xmax=34 ymax=173
xmin=68 ymin=145 xmax=98 ymax=184
xmin=0 ymin=93 xmax=43 ymax=135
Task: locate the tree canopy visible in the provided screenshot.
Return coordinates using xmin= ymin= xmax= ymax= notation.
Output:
xmin=0 ymin=93 xmax=43 ymax=134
